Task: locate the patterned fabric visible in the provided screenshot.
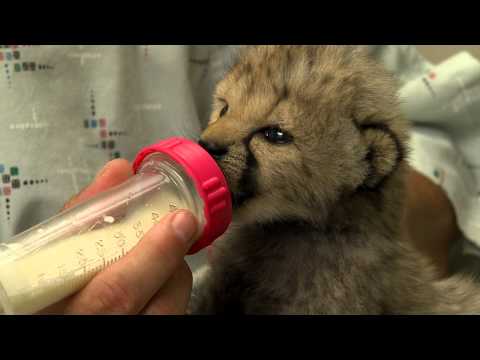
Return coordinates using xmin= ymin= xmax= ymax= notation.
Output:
xmin=0 ymin=45 xmax=231 ymax=243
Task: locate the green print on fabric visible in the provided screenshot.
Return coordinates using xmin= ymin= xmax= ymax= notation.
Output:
xmin=83 ymin=90 xmax=127 ymax=160
xmin=0 ymin=163 xmax=48 ymax=221
xmin=0 ymin=45 xmax=53 ymax=88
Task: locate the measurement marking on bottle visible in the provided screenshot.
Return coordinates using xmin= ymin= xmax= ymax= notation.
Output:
xmin=96 ymin=240 xmax=105 ymax=257
xmin=133 ymin=221 xmax=144 ymax=239
xmin=152 ymin=212 xmax=161 ymax=224
xmin=88 ymin=220 xmax=103 ymax=232
xmin=126 ymin=192 xmax=134 ymax=207
xmin=76 ymin=248 xmax=88 ymax=275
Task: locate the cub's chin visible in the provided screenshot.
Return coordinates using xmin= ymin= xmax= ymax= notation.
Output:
xmin=230 ymin=192 xmax=299 ymax=227
xmin=229 ymin=192 xmax=265 ymax=224
xmin=221 ymin=171 xmax=257 ymax=212
xmin=230 ymin=192 xmax=258 ymax=224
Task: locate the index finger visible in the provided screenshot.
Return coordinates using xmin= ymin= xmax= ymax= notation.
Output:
xmin=63 ymin=159 xmax=132 ymax=211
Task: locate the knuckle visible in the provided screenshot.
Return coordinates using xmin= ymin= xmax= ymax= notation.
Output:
xmin=92 ymin=275 xmax=135 ymax=314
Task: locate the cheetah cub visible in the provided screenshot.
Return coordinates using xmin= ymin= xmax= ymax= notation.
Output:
xmin=190 ymin=45 xmax=480 ymax=314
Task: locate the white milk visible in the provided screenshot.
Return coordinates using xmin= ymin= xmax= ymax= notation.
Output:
xmin=0 ymin=178 xmax=191 ymax=315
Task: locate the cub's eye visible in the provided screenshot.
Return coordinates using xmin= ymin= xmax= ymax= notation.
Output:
xmin=219 ymin=99 xmax=229 ymax=118
xmin=263 ymin=127 xmax=293 ymax=145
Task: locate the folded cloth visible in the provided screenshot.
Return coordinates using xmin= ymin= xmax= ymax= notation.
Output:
xmin=370 ymin=45 xmax=480 ymax=263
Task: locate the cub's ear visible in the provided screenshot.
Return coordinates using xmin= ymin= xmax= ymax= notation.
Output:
xmin=358 ymin=123 xmax=405 ymax=190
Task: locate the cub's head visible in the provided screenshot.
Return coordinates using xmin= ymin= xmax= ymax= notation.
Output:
xmin=200 ymin=45 xmax=409 ymax=226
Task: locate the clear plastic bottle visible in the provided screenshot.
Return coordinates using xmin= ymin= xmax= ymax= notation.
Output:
xmin=0 ymin=138 xmax=232 ymax=315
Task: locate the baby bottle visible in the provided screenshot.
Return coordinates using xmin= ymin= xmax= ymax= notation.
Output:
xmin=0 ymin=138 xmax=232 ymax=315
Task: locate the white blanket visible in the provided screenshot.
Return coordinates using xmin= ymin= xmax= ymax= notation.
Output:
xmin=371 ymin=46 xmax=480 ymax=252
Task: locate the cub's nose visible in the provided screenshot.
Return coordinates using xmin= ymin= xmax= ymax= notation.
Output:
xmin=198 ymin=140 xmax=228 ymax=159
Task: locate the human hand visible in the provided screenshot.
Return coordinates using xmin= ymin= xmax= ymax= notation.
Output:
xmin=39 ymin=159 xmax=198 ymax=315
xmin=402 ymin=166 xmax=460 ymax=277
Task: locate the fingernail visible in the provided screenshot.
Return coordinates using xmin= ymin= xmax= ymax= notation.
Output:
xmin=171 ymin=211 xmax=198 ymax=245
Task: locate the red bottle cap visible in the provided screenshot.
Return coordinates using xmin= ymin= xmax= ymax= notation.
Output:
xmin=133 ymin=138 xmax=232 ymax=255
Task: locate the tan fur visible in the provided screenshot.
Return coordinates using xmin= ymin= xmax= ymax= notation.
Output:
xmin=190 ymin=45 xmax=480 ymax=314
